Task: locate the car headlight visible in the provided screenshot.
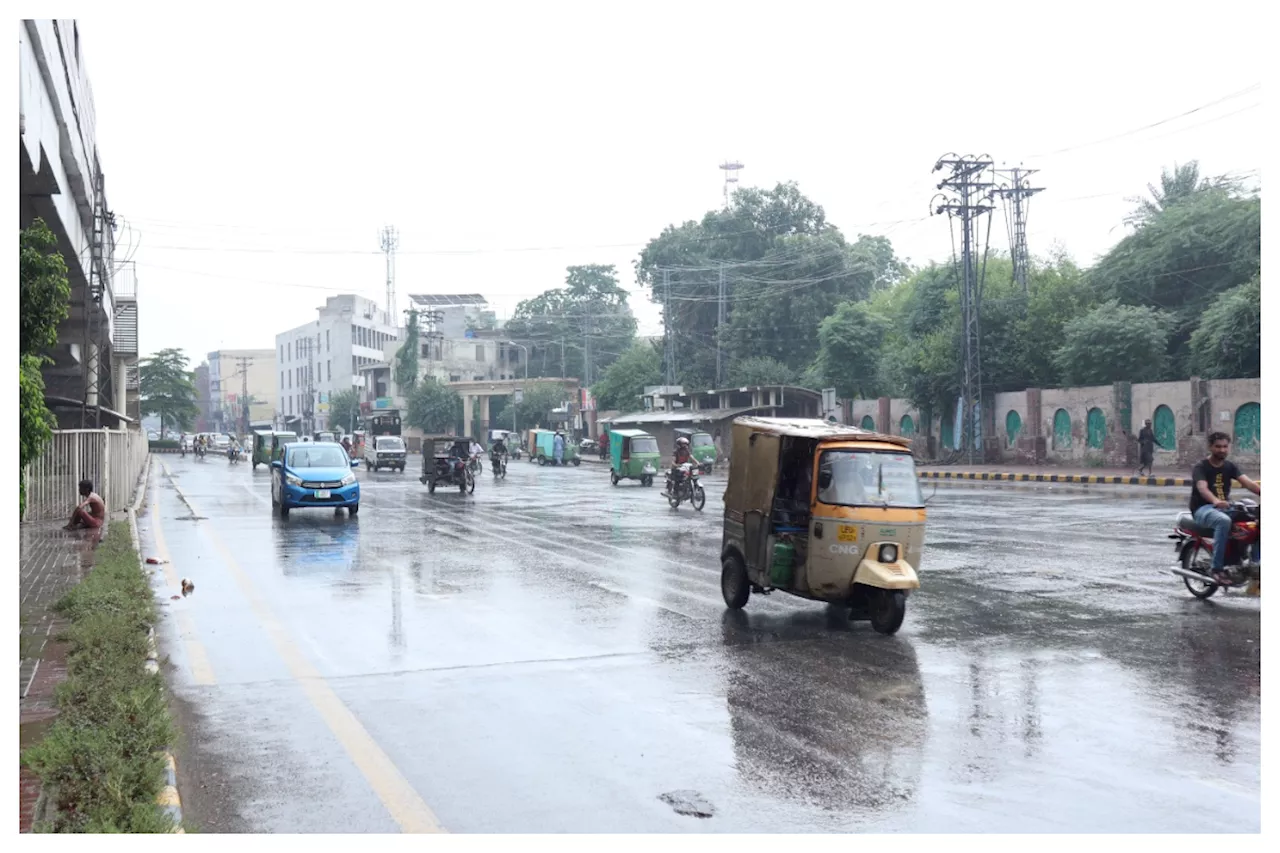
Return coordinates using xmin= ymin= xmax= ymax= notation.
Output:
xmin=341 ymin=473 xmax=356 ymax=486
xmin=878 ymin=544 xmax=898 ymax=563
xmin=285 ymin=473 xmax=303 ymax=486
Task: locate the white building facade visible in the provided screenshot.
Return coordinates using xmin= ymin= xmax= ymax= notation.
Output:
xmin=274 ymin=295 xmax=400 ymax=434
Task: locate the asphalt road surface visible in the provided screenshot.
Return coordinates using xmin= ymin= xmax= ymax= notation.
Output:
xmin=139 ymin=453 xmax=1260 ymax=833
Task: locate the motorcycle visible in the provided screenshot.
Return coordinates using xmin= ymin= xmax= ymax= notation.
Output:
xmin=490 ymin=451 xmax=507 ymax=479
xmin=468 ymin=453 xmax=484 ymax=475
xmin=1169 ymin=498 xmax=1261 ymax=599
xmin=664 ymin=462 xmax=706 ymax=511
xmin=228 ymin=446 xmax=241 ymax=465
xmin=195 ymin=443 xmax=206 ymax=462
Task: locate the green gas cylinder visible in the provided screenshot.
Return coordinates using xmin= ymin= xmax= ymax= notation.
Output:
xmin=770 ymin=539 xmax=796 ymax=587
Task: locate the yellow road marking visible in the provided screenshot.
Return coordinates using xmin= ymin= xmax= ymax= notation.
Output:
xmin=151 ymin=464 xmax=216 ymax=686
xmin=185 ymin=492 xmax=444 ymax=834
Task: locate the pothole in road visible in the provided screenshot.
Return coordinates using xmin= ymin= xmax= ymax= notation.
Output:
xmin=658 ymin=790 xmax=715 ymax=819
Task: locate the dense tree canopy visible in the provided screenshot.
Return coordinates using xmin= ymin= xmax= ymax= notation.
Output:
xmin=406 ymin=379 xmax=462 ymax=435
xmin=139 ymin=349 xmax=199 ymax=434
xmin=505 ymin=265 xmax=637 ymax=383
xmin=20 ymin=219 xmax=71 ymax=514
xmin=1188 ymin=274 xmax=1260 ymax=379
xmin=327 ymin=388 xmax=362 ymax=432
xmin=591 ymin=340 xmax=661 ymax=413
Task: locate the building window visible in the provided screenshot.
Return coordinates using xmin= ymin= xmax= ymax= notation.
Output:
xmin=288 ymin=342 xmax=292 ymax=361
xmin=287 ymin=372 xmax=291 ymax=389
xmin=351 ymin=326 xmax=357 ymax=345
xmin=281 ymin=371 xmax=285 ymax=389
xmin=326 ymin=330 xmax=330 ymax=352
xmin=476 ymin=345 xmax=486 ymax=362
xmin=280 ymin=344 xmax=284 ymax=361
xmin=352 ymin=356 xmax=358 ymax=373
xmin=288 ymin=397 xmax=293 ymax=415
xmin=327 ymin=361 xmax=331 ymax=381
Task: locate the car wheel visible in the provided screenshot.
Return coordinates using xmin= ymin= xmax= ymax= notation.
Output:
xmin=279 ymin=503 xmax=290 ymax=519
xmin=349 ymin=504 xmax=359 ymax=517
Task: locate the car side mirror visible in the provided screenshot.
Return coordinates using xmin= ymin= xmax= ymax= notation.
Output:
xmin=351 ymin=459 xmax=358 ymax=468
xmin=271 ymin=460 xmax=282 ymax=469
xmin=818 ymin=470 xmax=833 ymax=490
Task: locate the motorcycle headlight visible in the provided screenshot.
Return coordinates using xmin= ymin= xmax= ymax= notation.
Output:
xmin=878 ymin=544 xmax=898 ymax=563
xmin=285 ymin=473 xmax=303 ymax=486
xmin=341 ymin=473 xmax=356 ymax=486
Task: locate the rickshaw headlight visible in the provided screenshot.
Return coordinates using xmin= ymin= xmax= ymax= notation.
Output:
xmin=878 ymin=544 xmax=898 ymax=563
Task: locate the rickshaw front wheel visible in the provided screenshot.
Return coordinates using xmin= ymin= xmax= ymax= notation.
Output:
xmin=642 ymin=475 xmax=653 ymax=487
xmin=721 ymin=554 xmax=750 ymax=609
xmin=869 ymin=589 xmax=907 ymax=635
xmin=573 ymin=458 xmax=581 ymax=466
xmin=610 ymin=471 xmax=619 ymax=486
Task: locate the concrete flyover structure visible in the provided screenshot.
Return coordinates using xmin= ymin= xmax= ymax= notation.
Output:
xmin=448 ymin=378 xmax=581 ymax=435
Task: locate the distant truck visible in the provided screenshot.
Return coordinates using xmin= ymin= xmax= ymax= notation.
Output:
xmin=365 ymin=412 xmax=402 ymax=438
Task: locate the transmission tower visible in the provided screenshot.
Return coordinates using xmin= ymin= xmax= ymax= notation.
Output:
xmin=380 ymin=225 xmax=399 ymax=319
xmin=992 ymin=166 xmax=1045 ymax=295
xmin=932 ymin=154 xmax=995 ymax=464
xmin=719 ymin=160 xmax=744 ymax=209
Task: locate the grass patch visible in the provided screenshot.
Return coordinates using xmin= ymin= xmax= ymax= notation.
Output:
xmin=149 ymin=439 xmax=180 ymax=450
xmin=21 ymin=523 xmax=179 ymax=833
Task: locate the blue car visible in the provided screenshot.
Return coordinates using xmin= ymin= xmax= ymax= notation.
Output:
xmin=271 ymin=442 xmax=360 ymax=518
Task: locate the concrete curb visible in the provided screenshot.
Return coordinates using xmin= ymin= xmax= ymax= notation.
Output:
xmin=917 ymin=470 xmax=1193 ymax=487
xmin=128 ymin=458 xmax=185 ymax=834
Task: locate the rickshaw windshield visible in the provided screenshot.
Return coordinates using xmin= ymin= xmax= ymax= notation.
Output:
xmin=630 ymin=437 xmax=658 ymax=454
xmin=817 ymin=450 xmax=923 ymax=508
xmin=690 ymin=434 xmax=714 ymax=447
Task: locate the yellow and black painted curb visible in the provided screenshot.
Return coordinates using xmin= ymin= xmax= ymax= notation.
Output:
xmin=917 ymin=470 xmax=1194 ymax=487
xmin=130 ymin=460 xmax=185 ymax=834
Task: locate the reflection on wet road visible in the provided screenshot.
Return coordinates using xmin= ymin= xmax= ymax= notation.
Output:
xmin=139 ymin=456 xmax=1260 ymax=832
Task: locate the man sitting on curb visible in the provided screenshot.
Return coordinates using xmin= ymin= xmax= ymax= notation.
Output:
xmin=64 ymin=479 xmax=106 ymax=531
xmin=1190 ymin=431 xmax=1261 ymax=585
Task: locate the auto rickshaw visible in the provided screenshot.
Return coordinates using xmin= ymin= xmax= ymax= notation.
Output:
xmin=608 ymin=429 xmax=660 ymax=486
xmin=719 ymin=417 xmax=926 ymax=635
xmin=251 ymin=430 xmax=275 ymax=469
xmin=674 ymin=427 xmax=716 ymax=473
xmin=530 ymin=429 xmax=579 ymax=466
xmin=419 ymin=435 xmax=475 ymax=494
xmin=269 ymin=431 xmax=298 ymax=466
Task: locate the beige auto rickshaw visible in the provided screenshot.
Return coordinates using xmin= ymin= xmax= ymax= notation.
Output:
xmin=720 ymin=417 xmax=927 ymax=634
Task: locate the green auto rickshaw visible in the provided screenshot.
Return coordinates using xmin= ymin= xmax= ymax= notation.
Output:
xmin=251 ymin=430 xmax=275 ymax=469
xmin=270 ymin=431 xmax=298 ymax=465
xmin=531 ymin=429 xmax=579 ymax=466
xmin=609 ymin=429 xmax=660 ymax=486
xmin=674 ymin=427 xmax=716 ymax=473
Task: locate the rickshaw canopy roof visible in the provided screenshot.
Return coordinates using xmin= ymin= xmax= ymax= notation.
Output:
xmin=673 ymin=427 xmax=710 ymax=436
xmin=731 ymin=416 xmax=911 ymax=448
xmin=610 ymin=428 xmax=653 ymax=439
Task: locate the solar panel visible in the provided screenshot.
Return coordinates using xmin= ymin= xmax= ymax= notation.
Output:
xmin=407 ymin=293 xmax=489 ymax=307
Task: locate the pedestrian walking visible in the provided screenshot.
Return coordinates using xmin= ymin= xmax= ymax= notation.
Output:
xmin=1137 ymin=418 xmax=1162 ymax=477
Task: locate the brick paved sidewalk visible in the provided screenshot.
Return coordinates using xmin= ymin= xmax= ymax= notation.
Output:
xmin=18 ymin=517 xmax=112 ymax=833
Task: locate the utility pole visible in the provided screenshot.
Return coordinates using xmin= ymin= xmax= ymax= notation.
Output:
xmin=232 ymin=356 xmax=255 ymax=436
xmin=582 ymin=317 xmax=592 ymax=387
xmin=933 ymin=154 xmax=995 ymax=465
xmin=380 ymin=225 xmax=399 ymax=319
xmin=992 ymin=166 xmax=1045 ymax=296
xmin=662 ymin=268 xmax=677 ymax=386
xmin=715 ymin=262 xmax=726 ymax=386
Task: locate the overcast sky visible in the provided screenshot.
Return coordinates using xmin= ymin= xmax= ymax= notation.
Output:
xmin=82 ymin=2 xmax=1262 ymax=366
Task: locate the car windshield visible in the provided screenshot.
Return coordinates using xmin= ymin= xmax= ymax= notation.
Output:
xmin=287 ymin=446 xmax=349 ymax=469
xmin=376 ymin=437 xmax=404 ymax=451
xmin=817 ymin=450 xmax=923 ymax=508
xmin=690 ymin=434 xmax=713 ymax=447
xmin=630 ymin=437 xmax=658 ymax=454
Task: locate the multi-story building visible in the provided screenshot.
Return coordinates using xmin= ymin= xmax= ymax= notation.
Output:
xmin=20 ymin=19 xmax=139 ymax=426
xmin=274 ymin=294 xmax=400 ymax=434
xmin=207 ymin=349 xmax=276 ymax=434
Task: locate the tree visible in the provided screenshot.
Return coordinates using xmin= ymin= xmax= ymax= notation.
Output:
xmin=505 ymin=265 xmax=637 ymax=382
xmin=395 ymin=309 xmax=419 ymax=391
xmin=1124 ymin=161 xmax=1240 ymax=228
xmin=814 ymin=301 xmax=892 ymax=399
xmin=1187 ymin=275 xmax=1261 ymax=379
xmin=1092 ymin=187 xmax=1259 ymax=374
xmin=328 ymin=388 xmax=362 ymax=433
xmin=406 ymin=379 xmax=463 ymax=434
xmin=139 ymin=349 xmax=199 ymax=435
xmin=1053 ymin=301 xmax=1172 ymax=386
xmin=512 ymin=384 xmax=565 ymax=431
xmin=591 ymin=339 xmax=661 ymax=412
xmin=728 ymin=356 xmax=799 ymax=387
xmin=20 ymin=219 xmax=72 ymax=517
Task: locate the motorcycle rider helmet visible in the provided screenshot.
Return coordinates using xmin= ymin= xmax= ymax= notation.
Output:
xmin=676 ymin=437 xmax=690 ymax=447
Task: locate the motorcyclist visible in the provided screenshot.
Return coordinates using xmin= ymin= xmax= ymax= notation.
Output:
xmin=666 ymin=437 xmax=694 ymax=496
xmin=1190 ymin=431 xmax=1261 ymax=585
xmin=490 ymin=436 xmax=508 ymax=473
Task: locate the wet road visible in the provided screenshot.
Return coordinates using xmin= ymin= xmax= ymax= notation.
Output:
xmin=139 ymin=454 xmax=1261 ymax=833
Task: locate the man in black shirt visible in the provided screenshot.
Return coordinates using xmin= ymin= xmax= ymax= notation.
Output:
xmin=1190 ymin=431 xmax=1261 ymax=583
xmin=1137 ymin=418 xmax=1161 ymax=477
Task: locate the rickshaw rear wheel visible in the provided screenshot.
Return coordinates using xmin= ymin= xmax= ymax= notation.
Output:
xmin=428 ymin=480 xmax=436 ymax=494
xmin=721 ymin=554 xmax=750 ymax=609
xmin=610 ymin=471 xmax=619 ymax=486
xmin=642 ymin=475 xmax=653 ymax=487
xmin=538 ymin=456 xmax=547 ymax=466
xmin=573 ymin=458 xmax=581 ymax=466
xmin=869 ymin=590 xmax=907 ymax=635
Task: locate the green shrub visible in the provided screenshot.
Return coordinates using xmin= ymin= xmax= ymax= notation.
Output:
xmin=148 ymin=440 xmax=179 ymax=450
xmin=22 ymin=524 xmax=178 ymax=833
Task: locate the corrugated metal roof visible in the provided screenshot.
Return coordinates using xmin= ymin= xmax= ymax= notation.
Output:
xmin=601 ymin=406 xmax=758 ymax=425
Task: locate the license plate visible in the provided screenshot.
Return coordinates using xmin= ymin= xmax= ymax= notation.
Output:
xmin=314 ymin=489 xmax=331 ymax=499
xmin=838 ymin=525 xmax=858 ymax=542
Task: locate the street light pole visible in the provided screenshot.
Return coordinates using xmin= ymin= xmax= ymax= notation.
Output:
xmin=505 ymin=341 xmax=528 ymax=435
